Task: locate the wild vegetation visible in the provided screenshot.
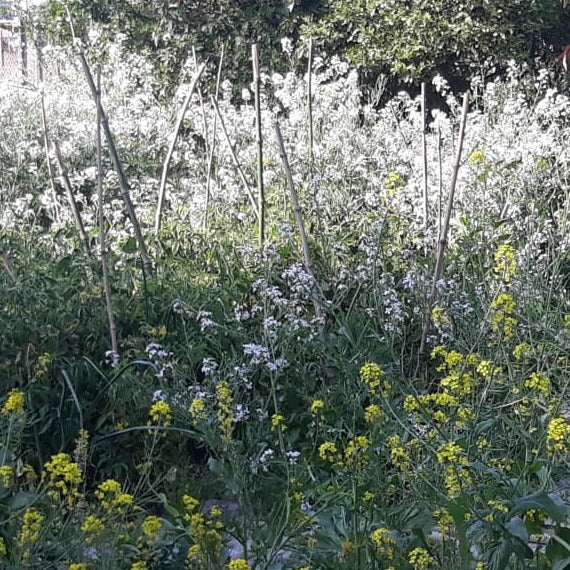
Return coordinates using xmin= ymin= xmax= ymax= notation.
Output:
xmin=3 ymin=13 xmax=570 ymax=570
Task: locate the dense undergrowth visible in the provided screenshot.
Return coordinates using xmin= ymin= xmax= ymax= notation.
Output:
xmin=3 ymin=37 xmax=570 ymax=569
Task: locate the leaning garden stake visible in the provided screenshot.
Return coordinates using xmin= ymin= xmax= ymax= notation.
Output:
xmin=96 ymin=68 xmax=118 ymax=365
xmin=204 ymin=47 xmax=224 ymax=230
xmin=274 ymin=120 xmax=323 ymax=322
xmin=212 ymin=97 xmax=259 ymax=219
xmin=77 ymin=51 xmax=154 ymax=277
xmin=421 ymin=82 xmax=429 ymax=239
xmin=420 ymin=92 xmax=470 ymax=354
xmin=53 ymin=140 xmax=91 ymax=255
xmin=155 ymin=62 xmax=206 ymax=233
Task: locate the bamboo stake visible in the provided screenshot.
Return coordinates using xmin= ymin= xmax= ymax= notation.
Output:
xmin=192 ymin=47 xmax=210 ymax=156
xmin=96 ymin=68 xmax=118 ymax=363
xmin=437 ymin=127 xmax=443 ymax=240
xmin=274 ymin=120 xmax=323 ymax=321
xmin=53 ymin=140 xmax=92 ymax=254
xmin=419 ymin=92 xmax=469 ymax=354
xmin=252 ymin=44 xmax=265 ymax=250
xmin=306 ymin=37 xmax=323 ymax=235
xmin=77 ymin=51 xmax=153 ymax=276
xmin=307 ymin=37 xmax=314 ymax=168
xmin=155 ymin=62 xmax=206 ymax=233
xmin=421 ymin=82 xmax=428 ymax=238
xmin=203 ymin=46 xmax=224 ymax=230
xmin=39 ymin=87 xmax=61 ymax=221
xmin=212 ymin=97 xmax=259 ymax=218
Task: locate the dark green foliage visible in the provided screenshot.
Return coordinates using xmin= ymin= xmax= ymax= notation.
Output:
xmin=303 ymin=0 xmax=570 ymax=83
xmin=40 ymin=0 xmax=313 ymax=94
xmin=33 ymin=0 xmax=570 ymax=97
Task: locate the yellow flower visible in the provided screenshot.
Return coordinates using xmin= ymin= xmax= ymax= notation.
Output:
xmin=0 ymin=465 xmax=13 ymax=488
xmin=363 ymin=491 xmax=375 ymax=503
xmin=436 ymin=442 xmax=465 ymax=465
xmin=187 ymin=544 xmax=201 ymax=561
xmin=141 ymin=515 xmax=162 ymax=540
xmin=388 ymin=435 xmax=410 ymax=470
xmin=433 ymin=508 xmax=454 ymax=537
xmin=364 ymin=404 xmax=384 ymax=422
xmin=431 ymin=306 xmax=451 ymax=328
xmin=344 ymin=435 xmax=370 ymax=469
xmin=384 ymin=171 xmax=405 ymax=195
xmin=494 ymin=244 xmax=517 ymax=283
xmin=2 ymin=389 xmax=25 ymax=415
xmin=310 ymin=399 xmax=325 ymax=414
xmin=371 ymin=527 xmax=396 ymax=558
xmin=81 ymin=515 xmax=105 ymax=544
xmin=513 ymin=343 xmax=530 ymax=360
xmin=34 ymin=353 xmax=52 ymax=380
xmin=0 ymin=537 xmax=6 ymax=557
xmin=271 ymin=414 xmax=286 ymax=431
xmin=487 ymin=499 xmax=508 ymax=513
xmin=359 ymin=362 xmax=390 ymax=396
xmin=228 ymin=560 xmax=250 ymax=570
xmin=524 ymin=372 xmax=550 ymax=397
xmin=183 ymin=494 xmax=200 ymax=514
xmin=476 ymin=360 xmax=495 ymax=381
xmin=43 ymin=453 xmax=82 ymax=503
xmin=443 ymin=464 xmax=472 ymax=499
xmin=216 ymin=381 xmax=234 ymax=442
xmin=403 ymin=395 xmax=419 ymax=413
xmin=490 ymin=293 xmax=517 ymax=341
xmin=441 ymin=371 xmax=477 ymax=396
xmin=130 ymin=563 xmax=148 ymax=570
xmin=189 ymin=398 xmax=208 ymax=423
xmin=148 ymin=400 xmax=172 ymax=427
xmin=149 ymin=325 xmax=167 ymax=339
xmin=319 ymin=442 xmax=339 ymax=464
xmin=408 ymin=547 xmax=433 ymax=570
xmin=525 ymin=509 xmax=545 ymax=523
xmin=69 ymin=564 xmax=88 ymax=570
xmin=19 ymin=507 xmax=45 ymax=544
xmin=469 ymin=150 xmax=486 ymax=166
xmin=547 ymin=417 xmax=570 ymax=455
xmin=95 ymin=479 xmax=134 ymax=513
xmin=189 ymin=511 xmax=206 ymax=540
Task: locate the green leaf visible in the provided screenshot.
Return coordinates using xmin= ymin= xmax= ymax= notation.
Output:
xmin=508 ymin=492 xmax=567 ymax=523
xmin=122 ymin=237 xmax=138 ymax=253
xmin=553 ymin=558 xmax=570 ymax=570
xmin=8 ymin=492 xmax=39 ymax=510
xmin=547 ymin=528 xmax=570 ymax=568
xmin=505 ymin=518 xmax=528 ymax=543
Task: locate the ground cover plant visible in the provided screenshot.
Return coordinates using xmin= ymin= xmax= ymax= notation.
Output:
xmin=3 ymin=33 xmax=570 ymax=570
